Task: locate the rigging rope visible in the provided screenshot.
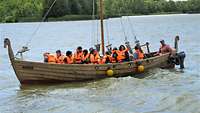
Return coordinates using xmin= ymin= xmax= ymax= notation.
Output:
xmin=120 ymin=17 xmax=128 ymax=42
xmin=105 ymin=19 xmax=110 ymax=45
xmin=127 ymin=16 xmax=139 ymax=44
xmin=96 ymin=17 xmax=99 ymax=45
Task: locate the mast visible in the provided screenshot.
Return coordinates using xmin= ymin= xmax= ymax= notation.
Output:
xmin=99 ymin=0 xmax=105 ymax=55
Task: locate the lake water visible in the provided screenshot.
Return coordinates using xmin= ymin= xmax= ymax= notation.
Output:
xmin=0 ymin=14 xmax=200 ymax=113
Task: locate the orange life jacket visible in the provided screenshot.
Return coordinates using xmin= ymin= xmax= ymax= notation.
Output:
xmin=64 ymin=56 xmax=74 ymax=64
xmin=56 ymin=55 xmax=64 ymax=64
xmin=47 ymin=54 xmax=56 ymax=63
xmin=111 ymin=50 xmax=119 ymax=63
xmin=101 ymin=55 xmax=112 ymax=64
xmin=135 ymin=49 xmax=144 ymax=59
xmin=117 ymin=49 xmax=128 ymax=62
xmin=82 ymin=53 xmax=90 ymax=62
xmin=90 ymin=53 xmax=100 ymax=64
xmin=74 ymin=52 xmax=83 ymax=63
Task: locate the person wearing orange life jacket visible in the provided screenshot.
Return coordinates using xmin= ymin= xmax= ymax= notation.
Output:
xmin=111 ymin=47 xmax=118 ymax=63
xmin=102 ymin=51 xmax=112 ymax=64
xmin=133 ymin=46 xmax=144 ymax=60
xmin=43 ymin=52 xmax=56 ymax=63
xmin=43 ymin=52 xmax=50 ymax=63
xmin=90 ymin=49 xmax=101 ymax=64
xmin=117 ymin=45 xmax=130 ymax=62
xmin=82 ymin=49 xmax=90 ymax=64
xmin=55 ymin=50 xmax=65 ymax=64
xmin=74 ymin=46 xmax=83 ymax=64
xmin=64 ymin=51 xmax=74 ymax=64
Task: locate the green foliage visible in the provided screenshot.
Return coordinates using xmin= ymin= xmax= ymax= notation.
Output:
xmin=0 ymin=0 xmax=42 ymax=22
xmin=0 ymin=0 xmax=200 ymax=23
xmin=43 ymin=0 xmax=94 ymax=17
xmin=104 ymin=0 xmax=200 ymax=16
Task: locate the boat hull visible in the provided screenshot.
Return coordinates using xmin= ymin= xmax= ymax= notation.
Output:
xmin=12 ymin=53 xmax=171 ymax=84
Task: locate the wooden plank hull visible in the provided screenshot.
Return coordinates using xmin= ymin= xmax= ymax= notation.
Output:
xmin=11 ymin=53 xmax=171 ymax=84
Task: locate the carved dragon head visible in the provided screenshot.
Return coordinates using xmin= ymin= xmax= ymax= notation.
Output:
xmin=4 ymin=38 xmax=10 ymax=48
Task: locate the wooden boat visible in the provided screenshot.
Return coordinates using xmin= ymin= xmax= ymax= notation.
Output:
xmin=3 ymin=0 xmax=183 ymax=84
xmin=4 ymin=37 xmax=177 ymax=84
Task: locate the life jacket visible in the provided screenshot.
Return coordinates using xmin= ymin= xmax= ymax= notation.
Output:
xmin=56 ymin=55 xmax=64 ymax=64
xmin=64 ymin=56 xmax=74 ymax=64
xmin=111 ymin=50 xmax=118 ymax=63
xmin=74 ymin=51 xmax=83 ymax=63
xmin=47 ymin=54 xmax=56 ymax=63
xmin=117 ymin=49 xmax=128 ymax=62
xmin=135 ymin=49 xmax=144 ymax=60
xmin=90 ymin=53 xmax=100 ymax=64
xmin=82 ymin=53 xmax=90 ymax=62
xmin=102 ymin=55 xmax=112 ymax=64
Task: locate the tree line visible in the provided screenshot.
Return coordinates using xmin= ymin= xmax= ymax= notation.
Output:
xmin=0 ymin=0 xmax=200 ymax=22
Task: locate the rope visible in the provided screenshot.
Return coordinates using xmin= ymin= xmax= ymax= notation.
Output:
xmin=96 ymin=17 xmax=99 ymax=45
xmin=120 ymin=17 xmax=128 ymax=42
xmin=127 ymin=16 xmax=138 ymax=41
xmin=105 ymin=19 xmax=110 ymax=45
xmin=24 ymin=0 xmax=57 ymax=47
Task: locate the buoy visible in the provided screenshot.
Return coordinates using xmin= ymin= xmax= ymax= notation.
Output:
xmin=138 ymin=65 xmax=144 ymax=73
xmin=107 ymin=69 xmax=114 ymax=76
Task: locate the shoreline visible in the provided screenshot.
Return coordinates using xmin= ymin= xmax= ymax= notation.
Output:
xmin=1 ymin=13 xmax=200 ymax=24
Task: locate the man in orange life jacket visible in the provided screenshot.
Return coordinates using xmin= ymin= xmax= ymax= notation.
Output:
xmin=64 ymin=51 xmax=74 ymax=64
xmin=55 ymin=50 xmax=64 ymax=64
xmin=74 ymin=46 xmax=83 ymax=64
xmin=82 ymin=49 xmax=90 ymax=64
xmin=133 ymin=46 xmax=144 ymax=60
xmin=102 ymin=51 xmax=112 ymax=64
xmin=117 ymin=45 xmax=130 ymax=62
xmin=90 ymin=49 xmax=100 ymax=64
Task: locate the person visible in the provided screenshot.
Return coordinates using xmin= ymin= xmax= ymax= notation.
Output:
xmin=82 ymin=49 xmax=90 ymax=64
xmin=133 ymin=46 xmax=144 ymax=60
xmin=159 ymin=40 xmax=173 ymax=54
xmin=43 ymin=52 xmax=50 ymax=63
xmin=117 ymin=45 xmax=130 ymax=62
xmin=101 ymin=51 xmax=112 ymax=64
xmin=64 ymin=51 xmax=74 ymax=64
xmin=43 ymin=52 xmax=56 ymax=63
xmin=55 ymin=50 xmax=64 ymax=64
xmin=111 ymin=47 xmax=118 ymax=63
xmin=74 ymin=46 xmax=83 ymax=64
xmin=90 ymin=49 xmax=101 ymax=64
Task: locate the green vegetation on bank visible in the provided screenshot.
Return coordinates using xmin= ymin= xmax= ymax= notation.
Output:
xmin=0 ymin=0 xmax=200 ymax=23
